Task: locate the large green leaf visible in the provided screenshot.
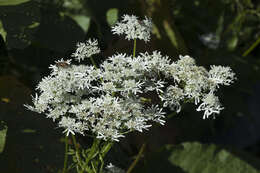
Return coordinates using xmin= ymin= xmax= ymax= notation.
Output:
xmin=0 ymin=0 xmax=30 ymax=6
xmin=0 ymin=121 xmax=7 ymax=153
xmin=62 ymin=13 xmax=90 ymax=33
xmin=61 ymin=0 xmax=91 ymax=33
xmin=140 ymin=142 xmax=260 ymax=173
xmin=0 ymin=20 xmax=6 ymax=42
xmin=106 ymin=8 xmax=118 ymax=26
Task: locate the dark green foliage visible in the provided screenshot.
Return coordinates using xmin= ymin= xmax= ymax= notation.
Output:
xmin=139 ymin=142 xmax=260 ymax=173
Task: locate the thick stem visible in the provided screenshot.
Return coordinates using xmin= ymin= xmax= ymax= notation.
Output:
xmin=71 ymin=135 xmax=82 ymax=166
xmin=90 ymin=56 xmax=103 ymax=83
xmin=133 ymin=39 xmax=137 ymax=58
xmin=90 ymin=56 xmax=98 ymax=69
xmin=62 ymin=135 xmax=69 ymax=173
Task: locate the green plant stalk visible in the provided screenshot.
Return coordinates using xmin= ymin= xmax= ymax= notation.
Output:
xmin=243 ymin=36 xmax=260 ymax=57
xmin=90 ymin=56 xmax=104 ymax=84
xmin=90 ymin=56 xmax=98 ymax=69
xmin=71 ymin=135 xmax=82 ymax=167
xmin=85 ymin=138 xmax=101 ymax=168
xmin=98 ymin=154 xmax=104 ymax=173
xmin=133 ymin=39 xmax=137 ymax=58
xmin=99 ymin=141 xmax=114 ymax=173
xmin=62 ymin=135 xmax=69 ymax=173
xmin=126 ymin=143 xmax=146 ymax=173
xmin=83 ymin=139 xmax=114 ymax=173
xmin=100 ymin=141 xmax=114 ymax=158
xmin=91 ymin=161 xmax=97 ymax=173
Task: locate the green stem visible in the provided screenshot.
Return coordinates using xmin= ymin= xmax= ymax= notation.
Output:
xmin=62 ymin=135 xmax=69 ymax=173
xmin=71 ymin=135 xmax=82 ymax=165
xmin=99 ymin=141 xmax=114 ymax=173
xmin=100 ymin=141 xmax=113 ymax=158
xmin=133 ymin=39 xmax=137 ymax=58
xmin=90 ymin=57 xmax=98 ymax=69
xmin=166 ymin=111 xmax=177 ymax=119
xmin=99 ymin=155 xmax=104 ymax=173
xmin=90 ymin=56 xmax=104 ymax=83
xmin=126 ymin=143 xmax=146 ymax=173
xmin=243 ymin=36 xmax=260 ymax=57
xmin=85 ymin=138 xmax=101 ymax=166
xmin=84 ymin=139 xmax=114 ymax=173
xmin=91 ymin=161 xmax=97 ymax=173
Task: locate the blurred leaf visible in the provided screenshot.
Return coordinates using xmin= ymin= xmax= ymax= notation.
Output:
xmin=227 ymin=34 xmax=239 ymax=51
xmin=27 ymin=22 xmax=40 ymax=29
xmin=64 ymin=13 xmax=90 ymax=33
xmin=215 ymin=12 xmax=224 ymax=40
xmin=106 ymin=8 xmax=118 ymax=26
xmin=140 ymin=142 xmax=260 ymax=173
xmin=242 ymin=0 xmax=254 ymax=8
xmin=0 ymin=20 xmax=6 ymax=42
xmin=168 ymin=142 xmax=259 ymax=173
xmin=60 ymin=0 xmax=91 ymax=34
xmin=0 ymin=1 xmax=41 ymax=49
xmin=0 ymin=121 xmax=7 ymax=153
xmin=163 ymin=20 xmax=179 ymax=50
xmin=0 ymin=0 xmax=30 ymax=6
xmin=62 ymin=0 xmax=82 ymax=11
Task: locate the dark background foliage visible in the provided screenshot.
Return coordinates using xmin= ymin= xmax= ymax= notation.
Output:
xmin=0 ymin=0 xmax=260 ymax=172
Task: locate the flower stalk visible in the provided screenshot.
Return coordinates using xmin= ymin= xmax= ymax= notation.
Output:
xmin=62 ymin=135 xmax=69 ymax=173
xmin=133 ymin=39 xmax=137 ymax=58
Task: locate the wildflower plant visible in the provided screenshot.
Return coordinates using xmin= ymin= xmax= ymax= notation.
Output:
xmin=25 ymin=14 xmax=236 ymax=173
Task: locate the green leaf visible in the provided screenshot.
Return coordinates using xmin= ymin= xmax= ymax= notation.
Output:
xmin=61 ymin=0 xmax=91 ymax=33
xmin=0 ymin=0 xmax=30 ymax=6
xmin=106 ymin=8 xmax=118 ymax=26
xmin=227 ymin=34 xmax=238 ymax=51
xmin=27 ymin=22 xmax=40 ymax=29
xmin=140 ymin=142 xmax=260 ymax=173
xmin=215 ymin=12 xmax=224 ymax=41
xmin=0 ymin=20 xmax=7 ymax=42
xmin=60 ymin=12 xmax=90 ymax=33
xmin=68 ymin=14 xmax=90 ymax=33
xmin=0 ymin=121 xmax=8 ymax=153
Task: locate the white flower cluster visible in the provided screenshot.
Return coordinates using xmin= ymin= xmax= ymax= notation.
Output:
xmin=105 ymin=163 xmax=125 ymax=173
xmin=25 ymin=14 xmax=236 ymax=141
xmin=71 ymin=39 xmax=100 ymax=62
xmin=199 ymin=33 xmax=220 ymax=49
xmin=111 ymin=14 xmax=152 ymax=42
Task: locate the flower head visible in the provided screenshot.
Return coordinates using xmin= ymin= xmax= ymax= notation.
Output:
xmin=105 ymin=163 xmax=125 ymax=173
xmin=111 ymin=14 xmax=152 ymax=42
xmin=25 ymin=14 xmax=236 ymax=142
xmin=199 ymin=33 xmax=220 ymax=49
xmin=196 ymin=92 xmax=224 ymax=119
xmin=209 ymin=65 xmax=236 ymax=89
xmin=72 ymin=39 xmax=101 ymax=62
